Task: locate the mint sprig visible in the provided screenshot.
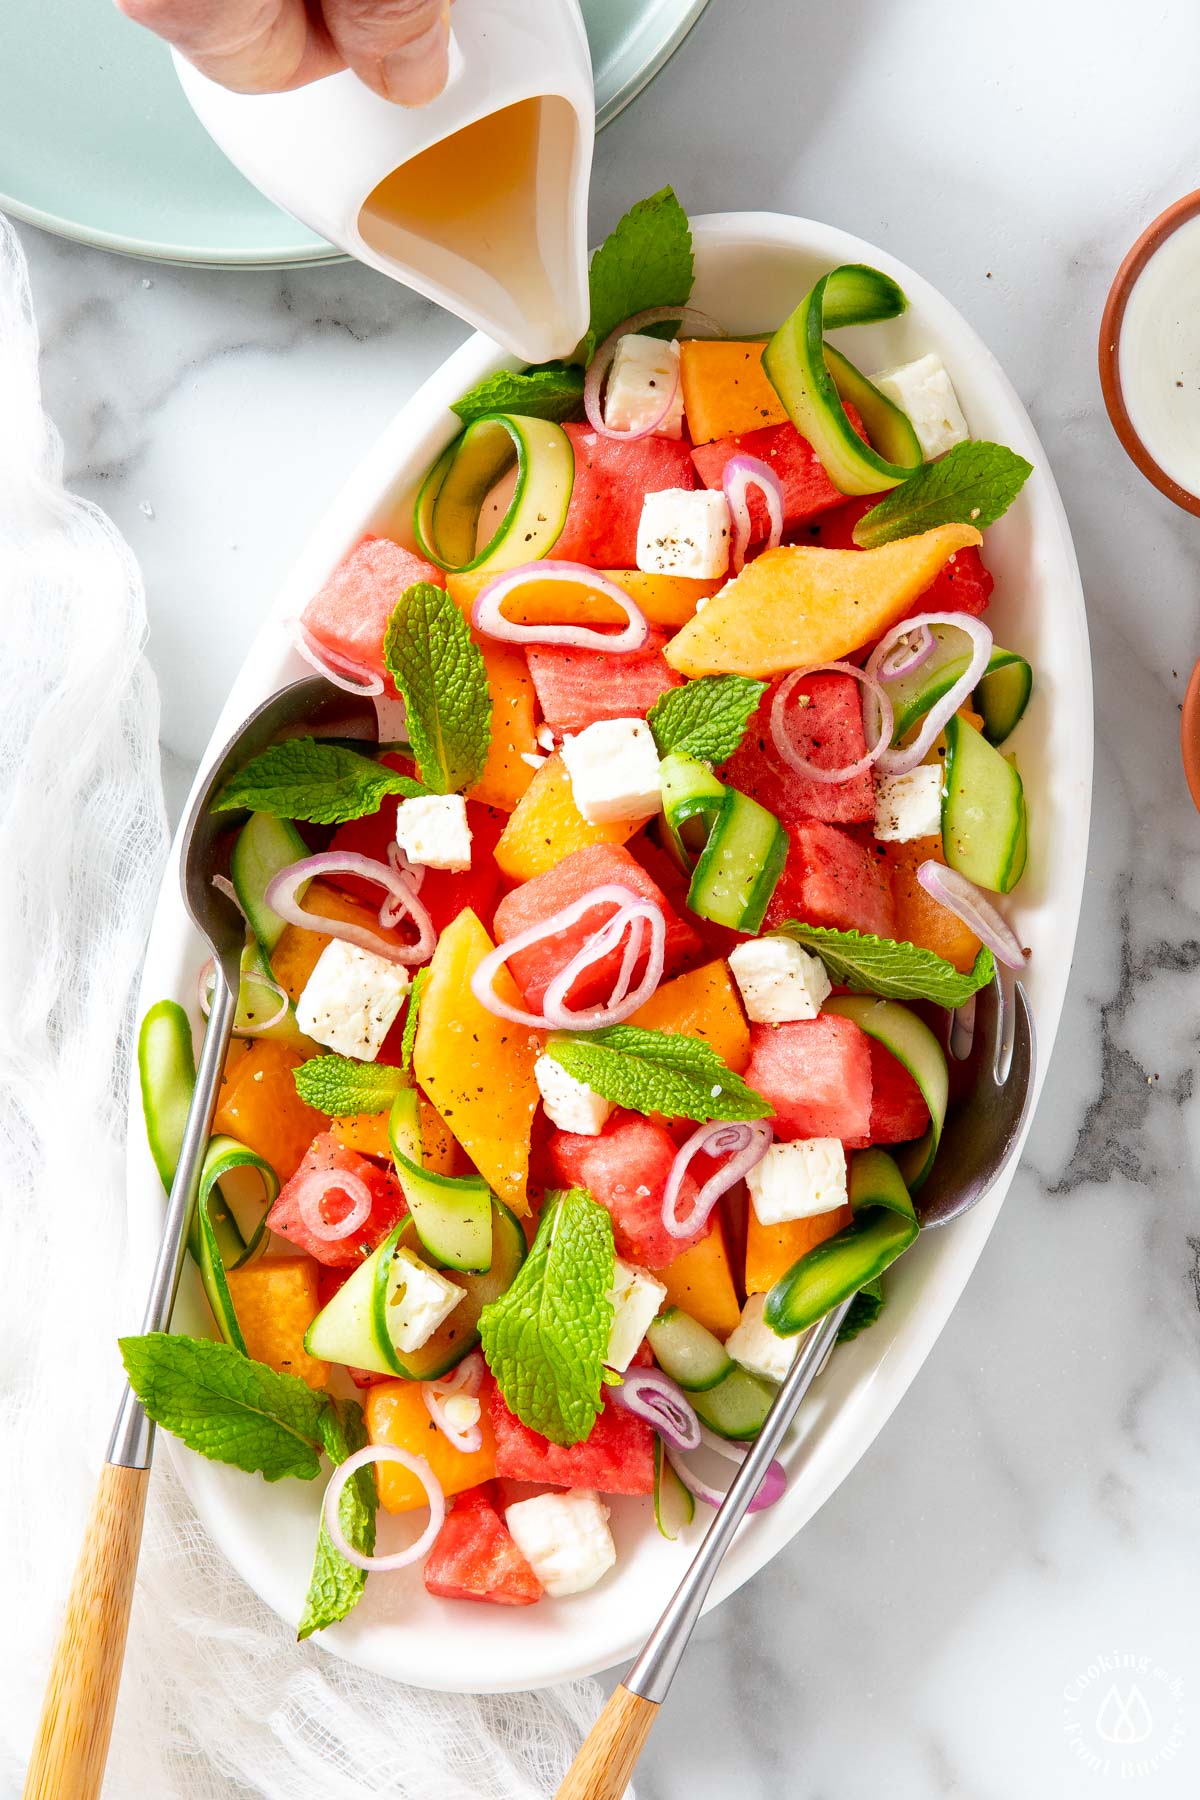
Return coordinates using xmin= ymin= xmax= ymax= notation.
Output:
xmin=214 ymin=738 xmax=428 ymax=825
xmin=648 ymin=675 xmax=766 ymax=763
xmin=774 ymin=922 xmax=994 ymax=1006
xmin=400 ymin=965 xmax=428 ymax=1075
xmin=479 ymin=1188 xmax=614 ymax=1446
xmin=298 ymin=1398 xmax=377 ymax=1640
xmin=383 ymin=582 xmax=492 ymax=795
xmin=852 ymin=441 xmax=1033 ymax=549
xmin=546 ymin=1025 xmax=771 ymax=1123
xmin=577 ymin=187 xmax=694 ymax=365
xmin=294 ymin=1055 xmax=408 ymax=1117
xmin=452 ymin=366 xmax=584 ymax=426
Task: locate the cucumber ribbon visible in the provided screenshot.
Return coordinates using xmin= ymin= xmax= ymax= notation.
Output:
xmin=763 ymin=1148 xmax=919 ymax=1338
xmin=414 ymin=413 xmax=574 ymax=575
xmin=659 ymin=752 xmax=788 ymax=934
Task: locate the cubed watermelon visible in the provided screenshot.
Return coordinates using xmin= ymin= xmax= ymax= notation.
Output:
xmin=423 ymin=1482 xmax=543 ymax=1606
xmin=721 ymin=674 xmax=875 ymax=827
xmin=552 ymin=425 xmax=697 ymax=568
xmin=866 ymin=1039 xmax=930 ymax=1144
xmin=300 ymin=536 xmax=443 ymax=681
xmin=547 ymin=1108 xmax=707 ymax=1266
xmin=763 ymin=822 xmax=896 ymax=938
xmin=742 ymin=1015 xmax=873 ymax=1142
xmin=690 ymin=412 xmax=866 ymax=539
xmin=488 ymin=1385 xmax=656 ymax=1494
xmin=527 ymin=629 xmax=684 ymax=731
xmin=267 ymin=1132 xmax=405 ymax=1266
xmin=805 ymin=499 xmax=993 ymax=619
xmin=493 ymin=843 xmax=701 ymax=1014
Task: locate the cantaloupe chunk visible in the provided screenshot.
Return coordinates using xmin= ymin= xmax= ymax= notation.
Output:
xmin=493 ymin=754 xmax=643 ymax=883
xmin=678 ymin=339 xmax=786 ymax=444
xmin=212 ymin=1040 xmax=324 ymax=1182
xmin=366 ymin=1378 xmax=497 ymax=1512
xmin=745 ymin=1203 xmax=855 ymax=1296
xmin=883 ymin=835 xmax=983 ymax=974
xmin=629 ymin=960 xmax=751 ymax=1074
xmin=664 ymin=526 xmax=984 ymax=678
xmin=223 ymin=1254 xmax=329 ymax=1390
xmin=468 ymin=636 xmax=538 ymax=813
xmin=448 ymin=567 xmax=718 ymax=630
xmin=653 ymin=1217 xmax=742 ymax=1339
xmin=331 ymin=1094 xmax=467 ymax=1172
xmin=269 ymin=880 xmax=410 ymax=1004
xmin=413 ymin=909 xmax=540 ymax=1213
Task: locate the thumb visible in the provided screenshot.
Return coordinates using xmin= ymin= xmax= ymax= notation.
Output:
xmin=323 ymin=0 xmax=452 ymax=105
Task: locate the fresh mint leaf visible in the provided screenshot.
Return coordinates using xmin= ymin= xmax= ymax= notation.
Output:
xmin=648 ymin=675 xmax=766 ymax=763
xmin=451 ymin=366 xmax=584 ymax=426
xmin=119 ymin=1333 xmax=328 ymax=1482
xmin=546 ymin=1025 xmax=771 ymax=1123
xmin=383 ymin=582 xmax=491 ymax=795
xmin=400 ymin=965 xmax=428 ymax=1075
xmin=852 ymin=441 xmax=1033 ymax=549
xmin=297 ymin=1398 xmax=376 ymax=1640
xmin=577 ymin=186 xmax=694 ymax=364
xmin=294 ymin=1055 xmax=407 ymax=1117
xmin=775 ymin=922 xmax=995 ymax=1006
xmin=214 ymin=738 xmax=427 ymax=825
xmin=837 ymin=1278 xmax=884 ymax=1343
xmin=479 ymin=1188 xmax=614 ymax=1446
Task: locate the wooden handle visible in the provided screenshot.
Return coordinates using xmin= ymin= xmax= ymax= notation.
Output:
xmin=23 ymin=1461 xmax=150 ymax=1800
xmin=555 ymin=1683 xmax=659 ymax=1800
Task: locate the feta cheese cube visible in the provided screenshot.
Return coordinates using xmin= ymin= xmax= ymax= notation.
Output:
xmin=724 ymin=1293 xmax=802 ymax=1384
xmin=395 ymin=793 xmax=473 ymax=871
xmin=504 ymin=1489 xmax=616 ymax=1597
xmin=294 ymin=938 xmax=410 ymax=1062
xmin=534 ymin=1053 xmax=612 ymax=1135
xmin=873 ymin=764 xmax=944 ymax=842
xmin=604 ymin=1259 xmax=667 ymax=1372
xmin=728 ymin=936 xmax=831 ymax=1024
xmin=636 ymin=487 xmax=730 ymax=580
xmin=560 ymin=717 xmax=662 ymax=824
xmin=747 ymin=1138 xmax=848 ymax=1226
xmin=604 ymin=334 xmax=684 ymax=439
xmin=871 ymin=353 xmax=969 ymax=461
xmin=387 ymin=1248 xmax=464 ymax=1352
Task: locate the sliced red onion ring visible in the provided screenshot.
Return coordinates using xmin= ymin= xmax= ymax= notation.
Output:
xmin=264 ymin=851 xmax=436 ymax=966
xmin=292 ymin=1167 xmax=374 ymax=1243
xmin=610 ymin=1368 xmax=701 ymax=1452
xmin=211 ymin=873 xmax=246 ymax=916
xmin=322 ymin=1445 xmax=445 ymax=1573
xmin=916 ymin=861 xmax=1029 ymax=968
xmin=664 ymin=1439 xmax=787 ymax=1514
xmin=291 ymin=619 xmax=384 ymax=698
xmin=877 ymin=623 xmax=934 ymax=680
xmin=662 ymin=1120 xmax=774 ymax=1241
xmin=469 ymin=884 xmax=667 ymax=1030
xmin=770 ymin=663 xmax=895 ymax=785
xmin=422 ymin=1351 xmax=487 ymax=1453
xmin=865 ymin=612 xmax=993 ymax=777
xmin=472 ymin=561 xmax=650 ymax=654
xmin=198 ymin=957 xmax=290 ymax=1037
xmin=722 ymin=455 xmax=785 ymax=573
xmin=583 ymin=304 xmax=726 ymax=441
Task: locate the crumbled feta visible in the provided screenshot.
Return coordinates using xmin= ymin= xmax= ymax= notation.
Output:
xmin=295 ymin=938 xmax=410 ymax=1062
xmin=535 ymin=1053 xmax=612 ymax=1135
xmin=386 ymin=1248 xmax=464 ymax=1352
xmin=636 ymin=487 xmax=731 ymax=579
xmin=747 ymin=1138 xmax=848 ymax=1226
xmin=604 ymin=333 xmax=684 ymax=438
xmin=871 ymin=353 xmax=969 ymax=460
xmin=604 ymin=1259 xmax=667 ymax=1372
xmin=874 ymin=764 xmax=944 ymax=842
xmin=728 ymin=936 xmax=831 ymax=1024
xmin=395 ymin=793 xmax=473 ymax=871
xmin=505 ymin=1489 xmax=616 ymax=1597
xmin=724 ymin=1292 xmax=802 ymax=1384
xmin=560 ymin=716 xmax=662 ymax=824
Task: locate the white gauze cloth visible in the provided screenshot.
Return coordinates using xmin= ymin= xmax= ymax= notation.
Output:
xmin=0 ymin=217 xmax=619 ymax=1800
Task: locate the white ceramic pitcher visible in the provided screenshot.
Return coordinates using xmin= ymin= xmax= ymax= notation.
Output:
xmin=175 ymin=0 xmax=595 ymax=364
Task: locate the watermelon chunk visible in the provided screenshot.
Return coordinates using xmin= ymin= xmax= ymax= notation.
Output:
xmin=721 ymin=674 xmax=875 ymax=827
xmin=553 ymin=425 xmax=697 ymax=568
xmin=547 ymin=1108 xmax=707 ymax=1266
xmin=742 ymin=1015 xmax=873 ymax=1142
xmin=488 ymin=1385 xmax=656 ymax=1494
xmin=493 ymin=843 xmax=701 ymax=1014
xmin=763 ymin=823 xmax=896 ymax=938
xmin=300 ymin=536 xmax=443 ymax=681
xmin=267 ymin=1132 xmax=405 ymax=1266
xmin=866 ymin=1039 xmax=930 ymax=1144
xmin=805 ymin=499 xmax=993 ymax=619
xmin=690 ymin=413 xmax=866 ymax=539
xmin=423 ymin=1482 xmax=543 ymax=1606
xmin=527 ymin=629 xmax=684 ymax=731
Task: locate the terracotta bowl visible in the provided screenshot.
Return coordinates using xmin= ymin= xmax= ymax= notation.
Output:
xmin=1182 ymin=661 xmax=1200 ymax=811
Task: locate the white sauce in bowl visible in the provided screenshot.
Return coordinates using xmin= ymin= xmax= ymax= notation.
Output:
xmin=1119 ymin=212 xmax=1200 ymax=497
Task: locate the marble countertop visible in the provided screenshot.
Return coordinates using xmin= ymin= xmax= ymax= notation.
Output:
xmin=18 ymin=0 xmax=1200 ymax=1792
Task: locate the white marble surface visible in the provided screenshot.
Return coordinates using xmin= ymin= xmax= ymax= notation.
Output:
xmin=17 ymin=0 xmax=1200 ymax=1791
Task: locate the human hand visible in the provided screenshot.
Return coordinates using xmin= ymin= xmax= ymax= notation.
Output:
xmin=117 ymin=0 xmax=452 ymax=105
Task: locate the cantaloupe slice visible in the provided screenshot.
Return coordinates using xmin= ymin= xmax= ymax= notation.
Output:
xmin=223 ymin=1255 xmax=329 ymax=1390
xmin=678 ymin=340 xmax=786 ymax=444
xmin=449 ymin=567 xmax=719 ymax=630
xmin=653 ymin=1216 xmax=742 ymax=1339
xmin=212 ymin=1040 xmax=324 ymax=1182
xmin=467 ymin=636 xmax=538 ymax=813
xmin=629 ymin=959 xmax=751 ymax=1074
xmin=331 ymin=1094 xmax=466 ymax=1172
xmin=493 ymin=753 xmax=644 ymax=883
xmin=745 ymin=1203 xmax=855 ymax=1296
xmin=269 ymin=880 xmax=411 ymax=1003
xmin=883 ymin=835 xmax=983 ymax=974
xmin=367 ymin=1379 xmax=497 ymax=1512
xmin=664 ymin=525 xmax=984 ymax=678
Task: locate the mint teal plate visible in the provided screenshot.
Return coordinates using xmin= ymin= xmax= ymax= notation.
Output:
xmin=0 ymin=0 xmax=710 ymax=267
